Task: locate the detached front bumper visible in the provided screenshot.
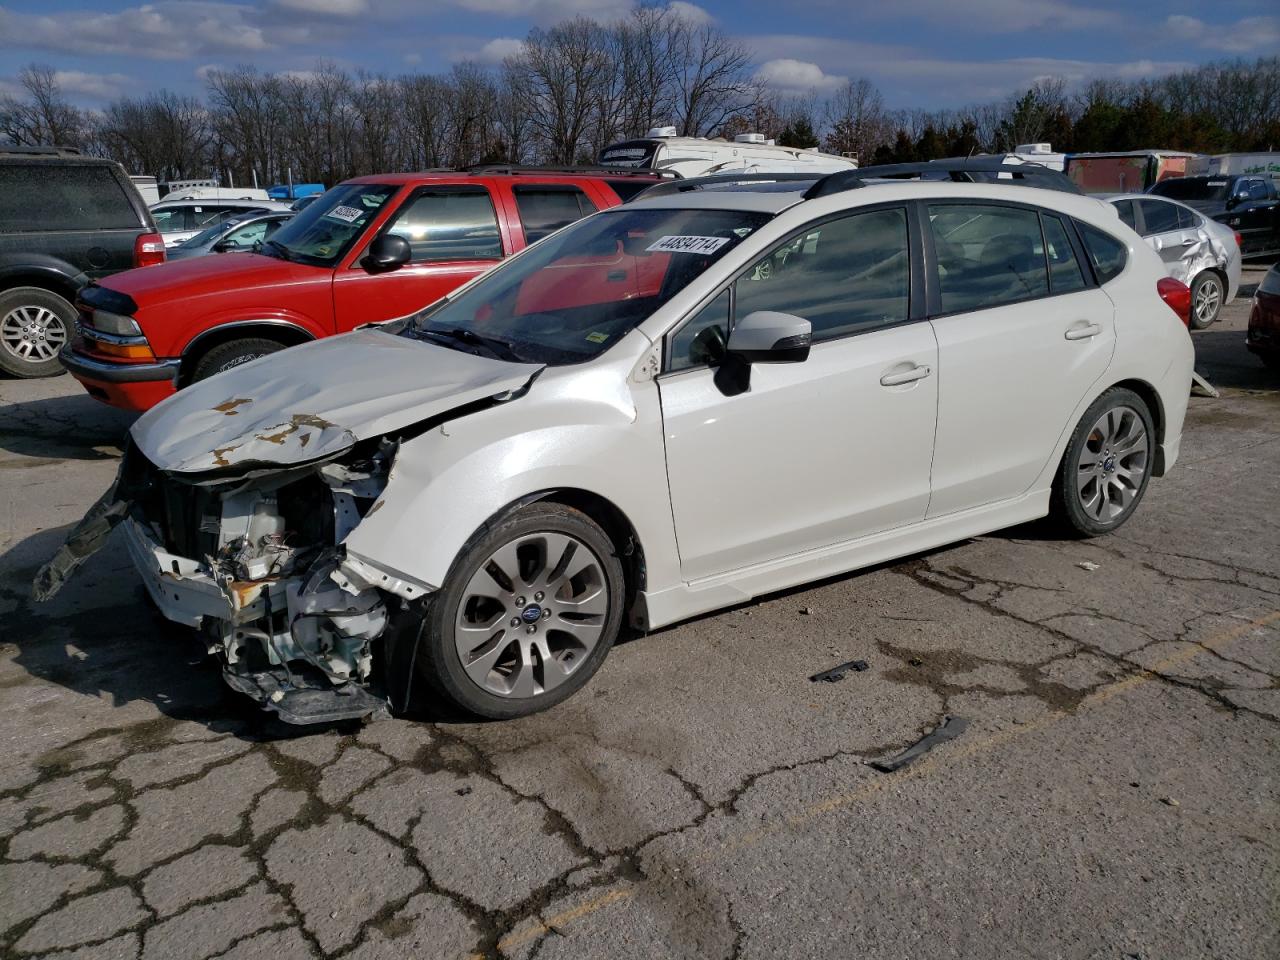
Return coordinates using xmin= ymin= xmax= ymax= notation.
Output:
xmin=60 ymin=346 xmax=179 ymax=411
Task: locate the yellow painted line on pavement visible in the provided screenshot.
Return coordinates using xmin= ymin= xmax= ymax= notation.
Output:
xmin=474 ymin=609 xmax=1280 ymax=957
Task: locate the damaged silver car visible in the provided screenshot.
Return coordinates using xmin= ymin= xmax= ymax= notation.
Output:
xmin=1107 ymin=193 xmax=1241 ymax=329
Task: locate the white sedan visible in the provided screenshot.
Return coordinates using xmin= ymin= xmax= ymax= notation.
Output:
xmin=1107 ymin=192 xmax=1241 ymax=328
xmin=39 ymin=164 xmax=1195 ymax=723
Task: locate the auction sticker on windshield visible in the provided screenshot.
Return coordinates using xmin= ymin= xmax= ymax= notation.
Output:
xmin=326 ymin=205 xmax=364 ymax=223
xmin=647 ymin=235 xmax=731 ymax=255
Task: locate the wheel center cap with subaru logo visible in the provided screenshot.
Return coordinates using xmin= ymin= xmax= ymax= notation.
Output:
xmin=521 ymin=604 xmax=543 ymax=623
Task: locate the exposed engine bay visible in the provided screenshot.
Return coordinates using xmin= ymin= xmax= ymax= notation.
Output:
xmin=36 ymin=438 xmax=420 ymax=724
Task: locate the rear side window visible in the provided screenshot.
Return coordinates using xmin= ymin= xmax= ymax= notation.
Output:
xmin=0 ymin=164 xmax=138 ymax=231
xmin=603 ymin=178 xmax=654 ymax=201
xmin=1174 ymin=205 xmax=1198 ymax=230
xmin=151 ymin=207 xmax=191 ymax=232
xmin=1042 ymin=215 xmax=1087 ymax=294
xmin=1113 ymin=200 xmax=1137 ymax=231
xmin=1077 ymin=222 xmax=1128 ymax=284
xmin=514 ymin=186 xmax=598 ymax=244
xmin=1138 ymin=199 xmax=1179 ymax=236
xmin=928 ymin=204 xmax=1048 ymax=314
xmin=386 ymin=187 xmax=502 ymax=262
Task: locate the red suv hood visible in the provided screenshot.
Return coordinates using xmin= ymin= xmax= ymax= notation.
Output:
xmin=99 ymin=252 xmax=323 ymax=311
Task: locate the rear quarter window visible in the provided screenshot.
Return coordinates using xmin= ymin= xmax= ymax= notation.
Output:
xmin=1077 ymin=221 xmax=1128 ymax=284
xmin=0 ymin=163 xmax=139 ymax=231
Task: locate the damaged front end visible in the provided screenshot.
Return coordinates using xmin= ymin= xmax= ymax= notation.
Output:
xmin=36 ymin=439 xmax=424 ymax=724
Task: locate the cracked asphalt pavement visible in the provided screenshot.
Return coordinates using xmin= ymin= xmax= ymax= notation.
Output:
xmin=1 ymin=270 xmax=1277 ymax=960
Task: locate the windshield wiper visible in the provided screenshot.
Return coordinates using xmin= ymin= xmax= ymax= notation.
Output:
xmin=415 ymin=327 xmax=523 ymax=362
xmin=261 ymin=239 xmax=293 ymax=262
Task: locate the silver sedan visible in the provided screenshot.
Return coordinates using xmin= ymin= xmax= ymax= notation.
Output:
xmin=167 ymin=211 xmax=295 ymax=261
xmin=1106 ymin=193 xmax=1241 ymax=328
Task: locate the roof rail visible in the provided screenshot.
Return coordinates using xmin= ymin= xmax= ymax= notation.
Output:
xmin=632 ymin=172 xmax=822 ymax=200
xmin=466 ymin=164 xmax=680 ymax=180
xmin=804 ymin=159 xmax=1081 ymax=198
xmin=0 ymin=144 xmax=85 ymax=158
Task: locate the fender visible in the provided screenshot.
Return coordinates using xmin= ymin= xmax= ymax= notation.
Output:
xmin=341 ymin=365 xmax=685 ymax=603
xmin=180 ymin=317 xmax=320 ymax=359
xmin=0 ymin=256 xmax=87 ymax=298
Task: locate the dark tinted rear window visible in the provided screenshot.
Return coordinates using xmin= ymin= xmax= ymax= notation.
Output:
xmin=1150 ymin=178 xmax=1229 ymax=203
xmin=1077 ymin=221 xmax=1127 ymax=284
xmin=513 ymin=185 xmax=597 ymax=243
xmin=604 ymin=178 xmax=657 ymax=201
xmin=0 ymin=163 xmax=139 ymax=231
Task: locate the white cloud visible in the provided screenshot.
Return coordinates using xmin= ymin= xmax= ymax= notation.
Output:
xmin=271 ymin=0 xmax=369 ymax=13
xmin=666 ymin=1 xmax=712 ymax=25
xmin=755 ymin=58 xmax=848 ymax=93
xmin=1164 ymin=14 xmax=1280 ymax=53
xmin=0 ymin=2 xmax=278 ymax=61
xmin=53 ymin=70 xmax=134 ymax=100
xmin=859 ymin=0 xmax=1119 ymax=33
xmin=449 ymin=0 xmax=632 ymax=22
xmin=477 ymin=36 xmax=525 ymax=63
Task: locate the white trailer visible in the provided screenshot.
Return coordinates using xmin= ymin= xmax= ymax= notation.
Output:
xmin=598 ymin=127 xmax=858 ymax=180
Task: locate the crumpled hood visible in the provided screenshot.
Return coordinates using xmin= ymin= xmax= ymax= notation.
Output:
xmin=131 ymin=329 xmax=543 ymax=473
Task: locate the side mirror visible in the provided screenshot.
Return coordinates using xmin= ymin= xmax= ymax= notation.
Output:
xmin=727 ymin=311 xmax=812 ymax=364
xmin=362 ymin=233 xmax=412 ymax=272
xmin=211 ymin=239 xmax=232 ymax=253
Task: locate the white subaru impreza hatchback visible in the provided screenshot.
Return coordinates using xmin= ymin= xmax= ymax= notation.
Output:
xmin=38 ymin=162 xmax=1194 ymax=723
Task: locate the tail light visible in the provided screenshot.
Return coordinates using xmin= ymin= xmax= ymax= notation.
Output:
xmin=1234 ymin=231 xmax=1243 ymax=248
xmin=1157 ymin=276 xmax=1192 ymax=327
xmin=134 ymin=233 xmax=166 ymax=268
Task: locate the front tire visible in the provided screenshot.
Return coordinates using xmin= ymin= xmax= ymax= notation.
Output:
xmin=1052 ymin=388 xmax=1155 ymax=537
xmin=0 ymin=286 xmax=74 ymax=378
xmin=417 ymin=502 xmax=625 ymax=719
xmin=191 ymin=337 xmax=285 ymax=382
xmin=1189 ymin=272 xmax=1223 ymax=329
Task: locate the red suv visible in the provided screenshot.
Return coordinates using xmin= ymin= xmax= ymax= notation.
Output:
xmin=62 ymin=168 xmax=665 ymax=410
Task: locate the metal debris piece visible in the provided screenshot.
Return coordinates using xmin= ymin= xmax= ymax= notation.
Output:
xmin=809 ymin=659 xmax=869 ymax=683
xmin=869 ymin=716 xmax=969 ymax=773
xmin=1077 ymin=561 xmax=1101 ymax=572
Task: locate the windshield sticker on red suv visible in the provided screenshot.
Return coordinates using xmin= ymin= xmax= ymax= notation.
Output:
xmin=326 ymin=205 xmax=363 ymax=223
xmin=646 ymin=235 xmax=730 ymax=255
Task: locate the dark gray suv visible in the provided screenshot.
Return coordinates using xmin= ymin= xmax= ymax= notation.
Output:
xmin=0 ymin=147 xmax=163 ymax=377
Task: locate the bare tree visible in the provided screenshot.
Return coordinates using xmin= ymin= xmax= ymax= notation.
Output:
xmin=513 ymin=17 xmax=612 ymax=164
xmin=666 ymin=17 xmax=753 ymax=136
xmin=822 ymin=78 xmax=890 ymax=161
xmin=0 ymin=64 xmax=87 ymax=148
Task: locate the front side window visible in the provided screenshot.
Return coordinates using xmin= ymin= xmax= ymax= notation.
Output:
xmin=514 ymin=186 xmax=597 ymax=244
xmin=928 ymin=204 xmax=1048 ymax=313
xmin=1078 ymin=222 xmax=1128 ymax=284
xmin=668 ymin=289 xmax=730 ymax=372
xmin=386 ymin=187 xmax=503 ymax=262
xmin=265 ymin=182 xmax=397 ymax=266
xmin=1246 ymin=179 xmax=1267 ymax=200
xmin=403 ymin=207 xmax=769 ymax=365
xmin=1138 ymin=199 xmax=1179 ymax=236
xmin=734 ymin=207 xmax=910 ymax=341
xmin=222 ymin=220 xmax=270 ymax=249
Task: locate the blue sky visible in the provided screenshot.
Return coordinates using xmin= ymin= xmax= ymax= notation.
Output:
xmin=0 ymin=0 xmax=1276 ymax=110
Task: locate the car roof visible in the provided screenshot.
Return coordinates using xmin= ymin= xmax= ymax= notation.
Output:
xmin=342 ymin=169 xmax=666 ymax=187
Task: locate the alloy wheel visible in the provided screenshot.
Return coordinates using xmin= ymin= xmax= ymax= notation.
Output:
xmin=1193 ymin=277 xmax=1221 ymax=325
xmin=455 ymin=532 xmax=610 ymax=698
xmin=1 ymin=305 xmax=68 ymax=364
xmin=1075 ymin=405 xmax=1149 ymax=522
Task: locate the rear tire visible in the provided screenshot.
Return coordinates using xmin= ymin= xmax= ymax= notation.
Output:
xmin=0 ymin=286 xmax=74 ymax=378
xmin=1189 ymin=272 xmax=1223 ymax=330
xmin=1052 ymin=387 xmax=1155 ymax=537
xmin=416 ymin=502 xmax=625 ymax=719
xmin=191 ymin=337 xmax=285 ymax=382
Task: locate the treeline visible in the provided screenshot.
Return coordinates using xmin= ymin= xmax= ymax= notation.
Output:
xmin=0 ymin=4 xmax=1276 ymax=187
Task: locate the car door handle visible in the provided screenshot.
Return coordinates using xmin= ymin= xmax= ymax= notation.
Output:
xmin=879 ymin=364 xmax=932 ymax=387
xmin=1180 ymin=239 xmax=1197 ymax=247
xmin=1064 ymin=322 xmax=1102 ymax=341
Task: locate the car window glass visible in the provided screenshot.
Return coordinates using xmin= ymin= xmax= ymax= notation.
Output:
xmin=1174 ymin=205 xmax=1198 ymax=230
xmin=1247 ymin=180 xmax=1266 ymax=200
xmin=0 ymin=164 xmax=138 ymax=231
xmin=928 ymin=204 xmax=1048 ymax=313
xmin=224 ymin=221 xmax=269 ymax=248
xmin=267 ymin=182 xmax=396 ymax=266
xmin=733 ymin=207 xmax=909 ymax=341
xmin=668 ymin=289 xmax=730 ymax=372
xmin=1138 ymin=199 xmax=1179 ymax=236
xmin=1077 ymin=222 xmax=1127 ymax=284
xmin=1041 ymin=215 xmax=1086 ymax=294
xmin=1113 ymin=200 xmax=1137 ymax=231
xmin=387 ymin=187 xmax=503 ymax=262
xmin=514 ymin=186 xmax=598 ymax=244
xmin=151 ymin=207 xmax=190 ymax=232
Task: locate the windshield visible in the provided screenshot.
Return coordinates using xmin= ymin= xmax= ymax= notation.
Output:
xmin=1150 ymin=178 xmax=1230 ymax=203
xmin=402 ymin=206 xmax=771 ymax=365
xmin=263 ymin=183 xmax=398 ymax=266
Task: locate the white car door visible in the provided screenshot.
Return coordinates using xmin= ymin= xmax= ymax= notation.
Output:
xmin=926 ymin=203 xmax=1114 ymax=517
xmin=658 ymin=205 xmax=939 ymax=581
